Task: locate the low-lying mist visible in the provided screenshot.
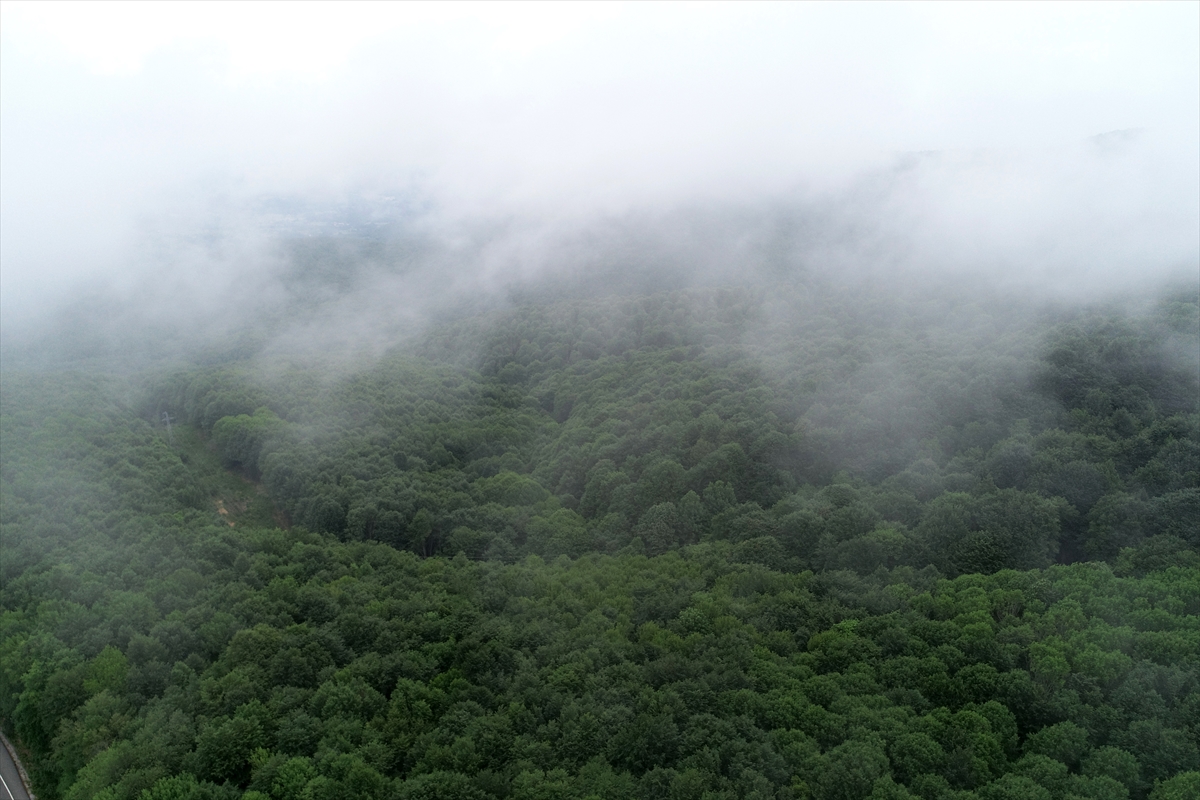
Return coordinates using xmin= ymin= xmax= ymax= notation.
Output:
xmin=3 ymin=127 xmax=1195 ymax=377
xmin=2 ymin=3 xmax=1196 ymax=407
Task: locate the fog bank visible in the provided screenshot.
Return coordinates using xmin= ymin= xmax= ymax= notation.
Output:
xmin=2 ymin=2 xmax=1197 ymax=361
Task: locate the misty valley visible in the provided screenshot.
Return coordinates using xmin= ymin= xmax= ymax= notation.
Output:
xmin=1 ymin=252 xmax=1198 ymax=800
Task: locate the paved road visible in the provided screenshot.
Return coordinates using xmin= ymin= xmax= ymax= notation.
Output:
xmin=0 ymin=735 xmax=31 ymax=800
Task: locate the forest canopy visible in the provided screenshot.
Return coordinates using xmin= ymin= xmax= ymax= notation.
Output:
xmin=2 ymin=269 xmax=1198 ymax=800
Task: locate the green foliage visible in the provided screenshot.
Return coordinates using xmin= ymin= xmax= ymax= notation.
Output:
xmin=1149 ymin=772 xmax=1200 ymax=800
xmin=2 ymin=282 xmax=1197 ymax=799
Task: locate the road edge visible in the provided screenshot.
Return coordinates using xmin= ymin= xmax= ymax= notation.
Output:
xmin=0 ymin=729 xmax=35 ymax=800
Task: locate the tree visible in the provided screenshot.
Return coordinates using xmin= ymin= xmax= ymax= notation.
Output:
xmin=816 ymin=740 xmax=890 ymax=800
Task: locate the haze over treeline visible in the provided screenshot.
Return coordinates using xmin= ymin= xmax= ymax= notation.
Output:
xmin=2 ymin=2 xmax=1198 ymax=359
xmin=2 ymin=4 xmax=1199 ymax=800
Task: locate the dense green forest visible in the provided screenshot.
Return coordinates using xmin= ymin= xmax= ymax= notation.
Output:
xmin=2 ymin=269 xmax=1198 ymax=800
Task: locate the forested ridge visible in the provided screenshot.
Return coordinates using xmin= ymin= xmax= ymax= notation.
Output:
xmin=2 ymin=274 xmax=1198 ymax=800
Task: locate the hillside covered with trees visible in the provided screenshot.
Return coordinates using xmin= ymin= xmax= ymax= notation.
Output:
xmin=2 ymin=272 xmax=1198 ymax=800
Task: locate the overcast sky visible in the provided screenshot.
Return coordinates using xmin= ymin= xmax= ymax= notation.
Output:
xmin=2 ymin=1 xmax=1198 ymax=328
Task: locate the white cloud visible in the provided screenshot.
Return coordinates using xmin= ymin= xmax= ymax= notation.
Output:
xmin=1 ymin=1 xmax=1196 ymax=329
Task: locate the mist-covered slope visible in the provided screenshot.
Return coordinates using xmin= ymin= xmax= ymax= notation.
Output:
xmin=2 ymin=271 xmax=1197 ymax=800
xmin=133 ymin=277 xmax=1199 ymax=569
xmin=4 ymin=5 xmax=1199 ymax=798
